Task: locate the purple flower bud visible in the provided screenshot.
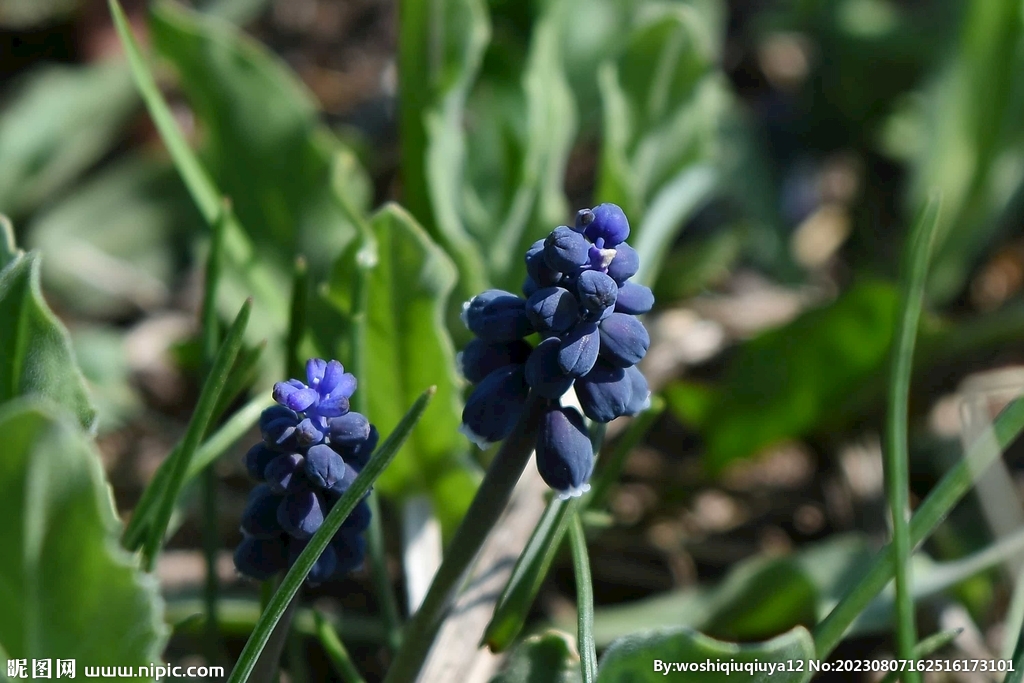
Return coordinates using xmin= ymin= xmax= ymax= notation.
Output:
xmin=526 ymin=286 xmax=579 ymax=334
xmin=460 ymin=364 xmax=530 ymax=449
xmin=526 ymin=239 xmax=561 ymax=286
xmin=333 ymin=425 xmax=378 ymax=471
xmin=261 ymin=416 xmax=300 ymax=452
xmin=544 ymin=226 xmax=591 ymax=272
xmin=577 ymin=270 xmax=618 ymax=318
xmin=525 ymin=338 xmax=576 ymax=399
xmin=277 ymin=490 xmax=325 ymax=539
xmin=614 ymin=282 xmax=654 ymax=315
xmin=574 ymin=208 xmax=595 ymax=233
xmin=273 ymin=379 xmax=319 ymax=412
xmin=240 ymin=485 xmax=285 ymax=538
xmin=522 ymin=276 xmax=541 ymax=298
xmin=598 ymin=312 xmax=650 ymax=367
xmin=305 ymin=444 xmax=357 ymax=494
xmin=458 ymin=338 xmax=533 ymax=384
xmin=245 ymin=443 xmax=278 ymax=480
xmin=330 ymin=529 xmax=367 ymax=576
xmin=328 ymin=412 xmax=371 ymax=448
xmin=307 ymin=358 xmax=356 ymax=398
xmin=462 ymin=290 xmax=534 ymax=342
xmin=295 ymin=418 xmax=325 ymax=447
xmin=536 ymin=406 xmax=594 ymax=497
xmin=288 ymin=538 xmax=337 ymax=585
xmin=576 ymin=361 xmax=632 ymax=422
xmin=264 ymin=453 xmax=309 ymax=494
xmin=314 ymin=394 xmax=350 ymax=418
xmin=234 ymin=535 xmax=288 ymax=581
xmin=558 ymin=322 xmax=600 ymax=377
xmin=259 ymin=405 xmax=298 ymax=430
xmin=606 ymin=243 xmax=639 ymax=283
xmin=624 ymin=365 xmax=652 ymax=415
xmin=584 ymin=203 xmax=630 ymax=246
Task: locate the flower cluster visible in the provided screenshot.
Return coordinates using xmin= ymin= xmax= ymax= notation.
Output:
xmin=233 ymin=359 xmax=378 ymax=585
xmin=459 ymin=203 xmax=652 ymax=498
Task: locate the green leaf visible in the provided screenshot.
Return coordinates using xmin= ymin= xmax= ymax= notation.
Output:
xmin=596 ymin=626 xmax=815 ymax=683
xmin=325 ymin=204 xmax=477 ymax=532
xmin=0 ymin=400 xmax=166 ymax=666
xmin=0 ymin=62 xmax=136 ymax=218
xmin=666 ymin=281 xmax=900 ymax=470
xmin=0 ymin=233 xmax=96 ymax=430
xmin=489 ymin=631 xmax=582 ymax=683
xmin=26 ymin=155 xmax=200 ymax=318
xmin=0 ymin=214 xmax=19 ymax=269
xmin=149 ymin=0 xmax=371 ymax=276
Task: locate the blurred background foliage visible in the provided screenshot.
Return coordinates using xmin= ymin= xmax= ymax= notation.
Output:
xmin=5 ymin=0 xmax=1024 ymax=679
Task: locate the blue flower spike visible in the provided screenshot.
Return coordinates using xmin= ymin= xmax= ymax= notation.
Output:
xmin=457 ymin=203 xmax=653 ymax=497
xmin=234 ymin=357 xmax=378 ymax=585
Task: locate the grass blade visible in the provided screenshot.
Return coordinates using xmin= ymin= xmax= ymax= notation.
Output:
xmin=878 ymin=629 xmax=962 ymax=683
xmin=884 ymin=194 xmax=942 ymax=678
xmin=141 ymin=298 xmax=252 ymax=569
xmin=226 ymin=386 xmax=436 ymax=683
xmin=314 ymin=611 xmax=367 ymax=683
xmin=814 ymin=392 xmax=1024 ymax=657
xmin=568 ymin=513 xmax=597 ymax=683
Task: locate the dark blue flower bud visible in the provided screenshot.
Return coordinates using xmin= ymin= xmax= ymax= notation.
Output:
xmin=314 ymin=394 xmax=350 ymax=418
xmin=598 ymin=312 xmax=650 ymax=367
xmin=460 ymin=364 xmax=530 ymax=449
xmin=234 ymin=535 xmax=288 ymax=581
xmin=525 ymin=338 xmax=575 ymax=399
xmin=458 ymin=338 xmax=532 ymax=384
xmin=536 ymin=406 xmax=594 ymax=497
xmin=261 ymin=416 xmax=300 ymax=452
xmin=288 ymin=539 xmax=337 ymax=585
xmin=240 ymin=485 xmax=285 ymax=538
xmin=305 ymin=444 xmax=357 ymax=494
xmin=295 ymin=418 xmax=325 ymax=447
xmin=333 ymin=425 xmax=378 ymax=471
xmin=544 ymin=226 xmax=591 ymax=272
xmin=273 ymin=379 xmax=319 ymax=412
xmin=574 ymin=208 xmax=595 ymax=233
xmin=462 ymin=290 xmax=534 ymax=342
xmin=614 ymin=282 xmax=654 ymax=314
xmin=328 ymin=412 xmax=371 ymax=448
xmin=277 ymin=490 xmax=325 ymax=539
xmin=264 ymin=453 xmax=309 ymax=494
xmin=245 ymin=443 xmax=278 ymax=480
xmin=624 ymin=365 xmax=652 ymax=415
xmin=526 ymin=239 xmax=561 ymax=286
xmin=606 ymin=243 xmax=640 ymax=283
xmin=576 ymin=362 xmax=632 ymax=422
xmin=340 ymin=498 xmax=372 ymax=533
xmin=259 ymin=405 xmax=298 ymax=430
xmin=522 ymin=276 xmax=540 ymax=298
xmin=526 ymin=286 xmax=579 ymax=334
xmin=584 ymin=203 xmax=630 ymax=246
xmin=558 ymin=322 xmax=600 ymax=377
xmin=330 ymin=529 xmax=367 ymax=576
xmin=577 ymin=270 xmax=618 ymax=318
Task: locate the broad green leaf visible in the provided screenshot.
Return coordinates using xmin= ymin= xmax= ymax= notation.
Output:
xmin=0 ymin=400 xmax=166 ymax=668
xmin=0 ymin=62 xmax=136 ymax=219
xmin=596 ymin=626 xmax=814 ymax=683
xmin=489 ymin=631 xmax=582 ymax=683
xmin=150 ymin=0 xmax=371 ymax=276
xmin=0 ymin=233 xmax=96 ymax=430
xmin=666 ymin=281 xmax=900 ymax=470
xmin=26 ymin=156 xmax=200 ymax=318
xmin=325 ymin=204 xmax=477 ymax=532
xmin=399 ymin=0 xmax=491 ymax=296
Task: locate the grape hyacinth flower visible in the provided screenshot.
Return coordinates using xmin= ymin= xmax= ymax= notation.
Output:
xmin=458 ymin=203 xmax=653 ymax=499
xmin=234 ymin=358 xmax=376 ymax=585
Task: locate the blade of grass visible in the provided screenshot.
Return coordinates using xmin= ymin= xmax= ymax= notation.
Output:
xmin=141 ymin=298 xmax=252 ymax=569
xmin=568 ymin=513 xmax=597 ymax=683
xmin=226 ymin=386 xmax=436 ymax=683
xmin=813 ymin=392 xmax=1024 ymax=657
xmin=1008 ymin=624 xmax=1024 ymax=683
xmin=314 ymin=611 xmax=367 ymax=683
xmin=878 ymin=629 xmax=962 ymax=683
xmin=382 ymin=393 xmax=547 ymax=683
xmin=884 ymin=195 xmax=942 ymax=679
xmin=211 ymin=339 xmax=267 ymax=420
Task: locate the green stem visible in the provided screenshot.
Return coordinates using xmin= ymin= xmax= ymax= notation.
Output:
xmin=883 ymin=196 xmax=940 ymax=681
xmin=813 ymin=392 xmax=1024 ymax=658
xmin=314 ymin=611 xmax=368 ymax=683
xmin=878 ymin=629 xmax=962 ymax=683
xmin=383 ymin=394 xmax=547 ymax=683
xmin=568 ymin=514 xmax=597 ymax=683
